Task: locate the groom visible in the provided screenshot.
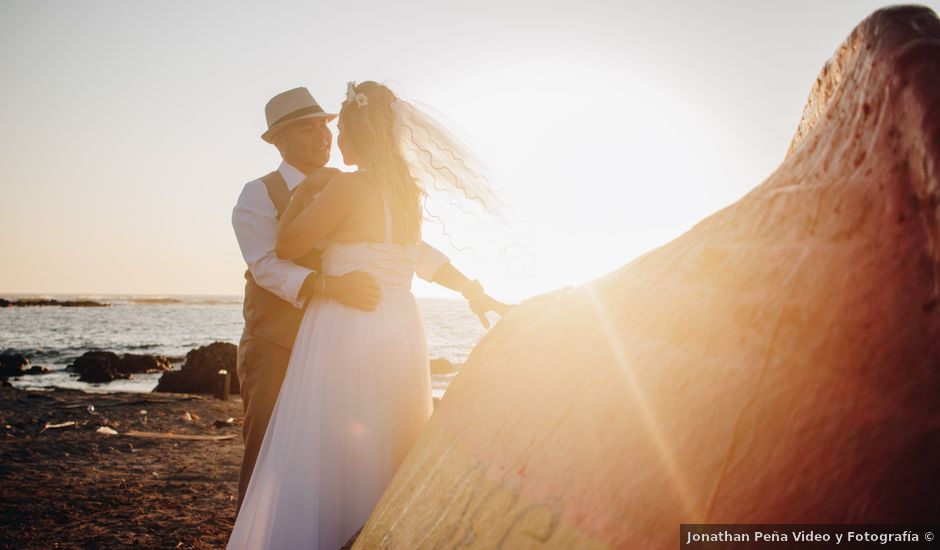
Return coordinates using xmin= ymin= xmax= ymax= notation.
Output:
xmin=232 ymin=86 xmax=505 ymax=514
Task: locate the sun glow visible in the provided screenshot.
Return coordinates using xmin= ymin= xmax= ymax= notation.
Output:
xmin=407 ymin=56 xmax=752 ymax=300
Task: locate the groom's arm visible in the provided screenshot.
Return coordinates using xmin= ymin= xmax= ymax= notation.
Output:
xmin=233 ymin=179 xmax=313 ymax=308
xmin=234 ymin=179 xmax=381 ymax=311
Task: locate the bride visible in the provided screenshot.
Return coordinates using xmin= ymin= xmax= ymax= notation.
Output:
xmin=227 ymin=81 xmax=503 ymax=549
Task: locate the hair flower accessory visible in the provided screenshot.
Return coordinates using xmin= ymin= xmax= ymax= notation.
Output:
xmin=346 ymin=81 xmax=369 ymax=107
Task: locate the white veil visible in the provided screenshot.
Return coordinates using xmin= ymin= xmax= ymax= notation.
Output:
xmin=389 ymin=98 xmax=530 ymax=272
xmin=392 ymin=100 xmax=502 ymax=214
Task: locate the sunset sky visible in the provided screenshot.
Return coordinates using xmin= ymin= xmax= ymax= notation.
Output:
xmin=0 ymin=0 xmax=928 ymax=300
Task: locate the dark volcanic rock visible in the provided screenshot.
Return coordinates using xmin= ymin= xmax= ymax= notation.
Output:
xmin=117 ymin=354 xmax=171 ymax=374
xmin=154 ymin=342 xmax=238 ymax=395
xmin=0 ymin=354 xmax=31 ymax=378
xmin=68 ymin=352 xmax=130 ymax=383
xmin=0 ymin=298 xmax=108 ymax=307
xmin=67 ymin=352 xmax=171 ymax=383
xmin=23 ymin=366 xmax=49 ymax=375
xmin=356 ymin=7 xmax=940 ymax=548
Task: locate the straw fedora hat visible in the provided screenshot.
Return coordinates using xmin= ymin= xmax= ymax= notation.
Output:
xmin=261 ymin=87 xmax=336 ymax=143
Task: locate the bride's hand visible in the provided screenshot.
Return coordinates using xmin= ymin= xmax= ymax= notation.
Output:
xmin=467 ymin=290 xmax=512 ymax=329
xmin=296 ymin=167 xmax=342 ymax=206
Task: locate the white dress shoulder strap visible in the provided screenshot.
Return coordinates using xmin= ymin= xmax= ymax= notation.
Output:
xmin=380 ymin=191 xmax=393 ymax=244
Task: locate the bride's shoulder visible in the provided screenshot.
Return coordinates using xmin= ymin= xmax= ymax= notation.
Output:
xmin=321 ymin=170 xmax=366 ymax=190
xmin=324 ymin=170 xmax=369 ymax=188
xmin=318 ymin=171 xmax=373 ymax=205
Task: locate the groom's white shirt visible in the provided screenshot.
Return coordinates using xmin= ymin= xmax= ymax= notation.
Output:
xmin=233 ymin=161 xmax=449 ymax=308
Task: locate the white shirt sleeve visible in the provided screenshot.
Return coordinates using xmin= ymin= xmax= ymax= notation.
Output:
xmin=232 ymin=179 xmax=313 ymax=308
xmin=416 ymin=240 xmax=450 ymax=282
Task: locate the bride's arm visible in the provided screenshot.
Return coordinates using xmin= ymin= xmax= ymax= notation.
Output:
xmin=431 ymin=263 xmax=512 ymax=328
xmin=275 ymin=174 xmax=356 ymax=260
xmin=295 ymin=167 xmax=342 ymax=206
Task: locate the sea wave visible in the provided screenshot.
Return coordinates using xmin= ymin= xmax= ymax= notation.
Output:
xmin=130 ymin=298 xmax=185 ymax=305
xmin=1 ymin=296 xmax=482 ymax=394
xmin=2 ymin=294 xmax=243 ymax=307
xmin=126 ymin=296 xmax=242 ymax=306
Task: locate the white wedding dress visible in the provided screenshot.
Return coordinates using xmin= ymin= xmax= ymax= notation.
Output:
xmin=228 ymin=197 xmax=433 ymax=550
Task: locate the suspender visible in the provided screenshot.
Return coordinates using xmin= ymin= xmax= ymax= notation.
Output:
xmin=260 ymin=171 xmax=292 ymax=220
xmin=259 ymin=170 xmax=322 ymax=271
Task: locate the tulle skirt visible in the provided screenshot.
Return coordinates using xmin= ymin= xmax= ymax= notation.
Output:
xmin=227 ymin=287 xmax=433 ymax=549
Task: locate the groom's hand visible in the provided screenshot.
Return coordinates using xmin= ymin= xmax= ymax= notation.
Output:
xmin=325 ymin=271 xmax=382 ymax=311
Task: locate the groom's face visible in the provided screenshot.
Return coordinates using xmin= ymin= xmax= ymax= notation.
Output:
xmin=276 ymin=118 xmax=333 ymax=171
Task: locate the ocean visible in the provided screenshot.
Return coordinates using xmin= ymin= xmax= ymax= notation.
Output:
xmin=0 ymin=295 xmax=486 ymax=399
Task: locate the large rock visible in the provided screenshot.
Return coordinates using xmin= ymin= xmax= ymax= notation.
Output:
xmin=0 ymin=354 xmax=30 ymax=378
xmin=355 ymin=7 xmax=940 ymax=548
xmin=118 ymin=353 xmax=172 ymax=374
xmin=153 ymin=342 xmax=238 ymax=395
xmin=67 ymin=351 xmax=172 ymax=383
xmin=68 ymin=352 xmax=129 ymax=383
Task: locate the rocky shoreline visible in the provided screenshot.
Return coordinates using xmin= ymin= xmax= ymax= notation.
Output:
xmin=2 ymin=342 xmax=238 ymax=394
xmin=0 ymin=385 xmax=243 ymax=549
xmin=0 ymin=298 xmax=109 ymax=307
xmin=0 ymin=350 xmax=445 ymax=549
xmin=3 ymin=343 xmax=459 ymax=395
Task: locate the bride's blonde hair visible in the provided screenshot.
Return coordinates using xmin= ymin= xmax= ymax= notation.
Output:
xmin=341 ymin=81 xmax=502 ymax=247
xmin=340 ymin=81 xmax=424 ymax=243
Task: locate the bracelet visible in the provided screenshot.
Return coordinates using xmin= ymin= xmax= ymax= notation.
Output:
xmin=461 ymin=279 xmax=484 ymax=301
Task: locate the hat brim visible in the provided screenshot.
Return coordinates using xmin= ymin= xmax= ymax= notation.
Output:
xmin=262 ymin=111 xmax=337 ymax=142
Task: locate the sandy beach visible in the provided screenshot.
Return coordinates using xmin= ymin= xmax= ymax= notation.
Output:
xmin=0 ymin=385 xmax=243 ymax=549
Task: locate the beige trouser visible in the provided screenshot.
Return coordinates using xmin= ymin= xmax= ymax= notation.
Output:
xmin=235 ymin=331 xmax=291 ymax=517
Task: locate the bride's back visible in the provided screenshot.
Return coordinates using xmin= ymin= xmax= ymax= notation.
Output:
xmin=325 ymin=171 xmax=418 ymax=247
